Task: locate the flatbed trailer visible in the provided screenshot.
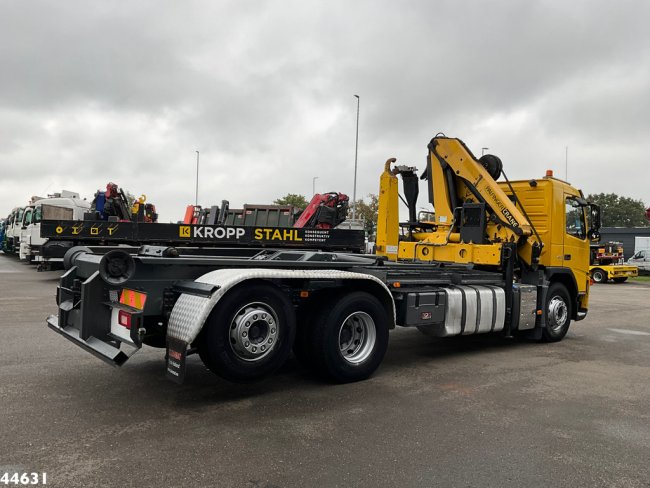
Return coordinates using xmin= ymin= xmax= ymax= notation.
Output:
xmin=589 ymin=264 xmax=638 ymax=283
xmin=37 ymin=219 xmax=365 ymax=268
xmin=589 ymin=242 xmax=638 ymax=283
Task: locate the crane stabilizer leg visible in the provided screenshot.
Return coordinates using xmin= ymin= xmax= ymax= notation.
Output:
xmin=375 ymin=158 xmax=400 ymax=260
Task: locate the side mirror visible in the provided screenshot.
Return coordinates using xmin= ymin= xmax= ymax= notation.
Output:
xmin=587 ymin=203 xmax=601 ymax=241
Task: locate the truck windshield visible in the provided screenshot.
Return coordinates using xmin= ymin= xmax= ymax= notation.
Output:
xmin=565 ymin=198 xmax=586 ymax=239
xmin=15 ymin=209 xmax=24 ymax=225
xmin=23 ymin=208 xmax=33 ymax=226
xmin=33 ymin=206 xmax=42 ymax=223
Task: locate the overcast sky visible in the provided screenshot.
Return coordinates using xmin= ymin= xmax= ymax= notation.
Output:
xmin=1 ymin=0 xmax=649 ymax=221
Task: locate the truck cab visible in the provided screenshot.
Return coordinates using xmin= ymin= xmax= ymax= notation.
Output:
xmin=501 ymin=173 xmax=592 ymax=316
xmin=19 ymin=193 xmax=90 ymax=264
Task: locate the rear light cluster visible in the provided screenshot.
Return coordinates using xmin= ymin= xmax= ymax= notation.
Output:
xmin=118 ymin=310 xmax=132 ymax=330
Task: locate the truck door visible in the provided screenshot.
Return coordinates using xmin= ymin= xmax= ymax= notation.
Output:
xmin=32 ymin=205 xmax=44 ymax=248
xmin=563 ymin=196 xmax=589 ymax=286
xmin=19 ymin=207 xmax=34 ymax=260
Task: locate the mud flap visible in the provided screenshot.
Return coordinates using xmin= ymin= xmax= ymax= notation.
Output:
xmin=166 ymin=337 xmax=188 ymax=384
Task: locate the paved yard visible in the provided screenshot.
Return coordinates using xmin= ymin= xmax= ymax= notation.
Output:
xmin=0 ymin=254 xmax=648 ymax=487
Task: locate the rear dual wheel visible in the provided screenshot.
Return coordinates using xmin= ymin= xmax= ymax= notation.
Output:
xmin=295 ymin=291 xmax=390 ymax=383
xmin=198 ymin=283 xmax=296 ymax=382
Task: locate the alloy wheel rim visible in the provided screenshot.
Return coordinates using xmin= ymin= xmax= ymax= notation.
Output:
xmin=229 ymin=302 xmax=279 ymax=362
xmin=338 ymin=311 xmax=376 ymax=365
xmin=548 ymin=296 xmax=568 ymax=332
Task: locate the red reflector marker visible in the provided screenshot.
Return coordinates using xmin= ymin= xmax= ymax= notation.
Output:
xmin=118 ymin=310 xmax=132 ymax=330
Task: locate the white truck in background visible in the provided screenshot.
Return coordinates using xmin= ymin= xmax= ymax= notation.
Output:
xmin=3 ymin=204 xmax=40 ymax=254
xmin=4 ymin=206 xmax=26 ymax=254
xmin=18 ymin=191 xmax=90 ymax=267
xmin=628 ymin=236 xmax=650 ymax=272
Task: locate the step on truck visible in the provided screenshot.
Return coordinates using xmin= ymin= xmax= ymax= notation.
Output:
xmin=47 ymin=135 xmax=601 ymax=384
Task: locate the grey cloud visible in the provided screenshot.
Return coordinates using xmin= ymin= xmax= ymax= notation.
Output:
xmin=1 ymin=0 xmax=649 ymax=222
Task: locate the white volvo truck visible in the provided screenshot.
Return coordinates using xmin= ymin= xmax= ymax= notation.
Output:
xmin=18 ymin=191 xmax=90 ymax=267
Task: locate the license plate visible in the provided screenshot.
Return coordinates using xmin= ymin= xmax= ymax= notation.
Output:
xmin=119 ymin=289 xmax=147 ymax=310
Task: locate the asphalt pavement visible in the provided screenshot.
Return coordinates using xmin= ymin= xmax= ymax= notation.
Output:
xmin=0 ymin=254 xmax=649 ymax=488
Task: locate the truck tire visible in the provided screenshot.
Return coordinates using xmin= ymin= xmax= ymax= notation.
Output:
xmin=306 ymin=291 xmax=389 ymax=383
xmin=198 ymin=283 xmax=296 ymax=382
xmin=613 ymin=277 xmax=628 ymax=283
xmin=591 ymin=268 xmax=607 ymax=283
xmin=541 ymin=282 xmax=571 ymax=342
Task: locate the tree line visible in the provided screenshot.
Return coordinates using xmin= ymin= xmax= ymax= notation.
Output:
xmin=274 ymin=191 xmax=649 ymax=234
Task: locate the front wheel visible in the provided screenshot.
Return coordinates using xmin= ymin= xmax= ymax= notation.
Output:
xmin=305 ymin=291 xmax=389 ymax=383
xmin=591 ymin=268 xmax=607 ymax=283
xmin=198 ymin=283 xmax=296 ymax=382
xmin=541 ymin=283 xmax=572 ymax=342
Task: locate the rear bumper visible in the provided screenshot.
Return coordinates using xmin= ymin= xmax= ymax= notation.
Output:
xmin=47 ymin=315 xmax=137 ymax=366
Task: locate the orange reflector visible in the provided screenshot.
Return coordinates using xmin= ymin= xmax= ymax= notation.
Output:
xmin=300 ymin=291 xmax=309 ymax=298
xmin=392 ymin=282 xmax=401 ymax=288
xmin=536 ymin=310 xmax=543 ymax=315
xmin=120 ymin=289 xmax=147 ymax=310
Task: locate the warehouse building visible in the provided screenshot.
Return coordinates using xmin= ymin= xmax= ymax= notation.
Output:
xmin=599 ymin=227 xmax=650 ymax=259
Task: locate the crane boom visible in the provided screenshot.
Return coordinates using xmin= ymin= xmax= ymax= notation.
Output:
xmin=376 ymin=135 xmax=543 ymax=268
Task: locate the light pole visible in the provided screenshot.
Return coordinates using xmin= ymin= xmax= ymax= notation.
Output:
xmin=565 ymin=146 xmax=568 ymax=180
xmin=481 ymin=147 xmax=489 ymax=156
xmin=312 ymin=176 xmax=319 ymax=196
xmin=352 ymin=94 xmax=360 ymax=220
xmin=195 ymin=150 xmax=199 ymax=206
